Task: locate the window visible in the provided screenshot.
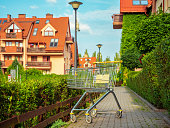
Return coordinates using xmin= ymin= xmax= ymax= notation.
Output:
xmin=5 ymin=56 xmax=12 ymax=60
xmin=20 ymin=42 xmax=23 ymax=47
xmin=133 ymin=0 xmax=148 ymax=5
xmin=15 ymin=42 xmax=19 ymax=47
xmin=44 ymin=27 xmax=53 ymax=36
xmin=0 ymin=20 xmax=1 ymax=24
xmin=6 ymin=42 xmax=12 ymax=46
xmin=33 ymin=28 xmax=38 ymax=36
xmin=3 ymin=20 xmax=7 ymax=24
xmin=45 ymin=20 xmax=50 ymax=24
xmin=50 ymin=39 xmax=58 ymax=47
xmin=7 ymin=23 xmax=21 ymax=33
xmin=0 ymin=27 xmax=1 ymax=31
xmin=43 ymin=56 xmax=50 ymax=62
xmin=16 ymin=56 xmax=22 ymax=61
xmin=35 ymin=20 xmax=40 ymax=24
xmin=31 ymin=56 xmax=37 ymax=61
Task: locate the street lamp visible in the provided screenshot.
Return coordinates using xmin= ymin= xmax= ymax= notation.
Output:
xmin=69 ymin=1 xmax=83 ymax=70
xmin=96 ymin=44 xmax=102 ymax=62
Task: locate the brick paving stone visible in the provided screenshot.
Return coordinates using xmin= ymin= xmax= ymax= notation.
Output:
xmin=67 ymin=87 xmax=170 ymax=128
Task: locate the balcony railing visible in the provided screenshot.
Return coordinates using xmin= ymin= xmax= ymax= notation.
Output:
xmin=0 ymin=47 xmax=23 ymax=52
xmin=27 ymin=48 xmax=46 ymax=53
xmin=27 ymin=62 xmax=51 ymax=67
xmin=113 ymin=14 xmax=123 ymax=29
xmin=65 ymin=37 xmax=74 ymax=43
xmin=6 ymin=33 xmax=17 ymax=38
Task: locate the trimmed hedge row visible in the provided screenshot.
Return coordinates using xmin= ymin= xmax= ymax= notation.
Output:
xmin=127 ymin=38 xmax=170 ymax=111
xmin=0 ymin=74 xmax=83 ymax=122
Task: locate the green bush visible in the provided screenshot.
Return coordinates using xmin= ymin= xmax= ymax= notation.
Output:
xmin=0 ymin=74 xmax=83 ymax=122
xmin=127 ymin=38 xmax=170 ymax=111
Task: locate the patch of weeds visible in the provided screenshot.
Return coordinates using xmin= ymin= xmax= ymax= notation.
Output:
xmin=50 ymin=119 xmax=67 ymax=128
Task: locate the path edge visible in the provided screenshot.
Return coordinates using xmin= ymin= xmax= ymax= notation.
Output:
xmin=126 ymin=86 xmax=170 ymax=125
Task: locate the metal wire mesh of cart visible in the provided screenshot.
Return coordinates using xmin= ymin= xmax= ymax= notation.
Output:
xmin=66 ymin=61 xmax=120 ymax=92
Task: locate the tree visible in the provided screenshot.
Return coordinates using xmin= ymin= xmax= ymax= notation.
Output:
xmin=79 ymin=53 xmax=82 ymax=57
xmin=121 ymin=46 xmax=142 ymax=70
xmin=104 ymin=56 xmax=111 ymax=62
xmin=92 ymin=51 xmax=96 ymax=58
xmin=84 ymin=49 xmax=89 ymax=57
xmin=96 ymin=52 xmax=102 ymax=62
xmin=114 ymin=52 xmax=120 ymax=61
xmin=7 ymin=58 xmax=24 ymax=76
xmin=134 ymin=13 xmax=170 ymax=54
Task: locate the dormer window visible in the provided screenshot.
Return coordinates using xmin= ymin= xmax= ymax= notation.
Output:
xmin=45 ymin=20 xmax=50 ymax=24
xmin=44 ymin=27 xmax=53 ymax=36
xmin=7 ymin=23 xmax=21 ymax=33
xmin=35 ymin=20 xmax=40 ymax=24
xmin=3 ymin=20 xmax=7 ymax=24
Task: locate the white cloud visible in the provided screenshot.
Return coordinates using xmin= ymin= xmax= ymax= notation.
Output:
xmin=30 ymin=5 xmax=39 ymax=9
xmin=63 ymin=12 xmax=93 ymax=34
xmin=46 ymin=0 xmax=57 ymax=3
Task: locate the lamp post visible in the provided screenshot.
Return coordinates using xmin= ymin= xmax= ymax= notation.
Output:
xmin=69 ymin=1 xmax=83 ymax=71
xmin=96 ymin=44 xmax=102 ymax=62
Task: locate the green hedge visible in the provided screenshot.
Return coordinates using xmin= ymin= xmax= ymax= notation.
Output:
xmin=127 ymin=38 xmax=170 ymax=111
xmin=0 ymin=74 xmax=83 ymax=122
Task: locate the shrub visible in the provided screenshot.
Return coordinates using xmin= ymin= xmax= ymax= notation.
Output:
xmin=127 ymin=38 xmax=170 ymax=111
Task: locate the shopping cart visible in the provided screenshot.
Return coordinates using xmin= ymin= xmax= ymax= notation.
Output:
xmin=66 ymin=61 xmax=122 ymax=123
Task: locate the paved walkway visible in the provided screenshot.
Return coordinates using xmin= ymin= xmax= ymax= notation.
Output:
xmin=67 ymin=87 xmax=169 ymax=128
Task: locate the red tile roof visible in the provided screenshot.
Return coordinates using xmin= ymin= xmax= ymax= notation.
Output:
xmin=0 ymin=16 xmax=70 ymax=52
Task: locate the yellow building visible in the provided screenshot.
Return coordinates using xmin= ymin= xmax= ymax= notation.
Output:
xmin=0 ymin=13 xmax=74 ymax=74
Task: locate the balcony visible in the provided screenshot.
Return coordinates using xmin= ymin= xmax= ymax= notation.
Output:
xmin=27 ymin=48 xmax=46 ymax=53
xmin=1 ymin=32 xmax=23 ymax=40
xmin=0 ymin=47 xmax=23 ymax=53
xmin=1 ymin=60 xmax=23 ymax=67
xmin=65 ymin=37 xmax=74 ymax=44
xmin=112 ymin=14 xmax=123 ymax=29
xmin=27 ymin=62 xmax=51 ymax=67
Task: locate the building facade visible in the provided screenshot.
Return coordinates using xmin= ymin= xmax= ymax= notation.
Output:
xmin=79 ymin=56 xmax=96 ymax=68
xmin=0 ymin=14 xmax=74 ymax=74
xmin=112 ymin=0 xmax=170 ymax=29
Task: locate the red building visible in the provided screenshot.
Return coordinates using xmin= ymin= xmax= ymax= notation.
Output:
xmin=112 ymin=0 xmax=153 ymax=29
xmin=79 ymin=57 xmax=96 ymax=68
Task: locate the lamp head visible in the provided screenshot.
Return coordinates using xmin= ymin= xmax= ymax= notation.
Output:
xmin=96 ymin=44 xmax=102 ymax=48
xmin=69 ymin=1 xmax=83 ymax=10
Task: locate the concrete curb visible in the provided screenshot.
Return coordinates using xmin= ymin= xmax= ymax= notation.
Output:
xmin=126 ymin=86 xmax=170 ymax=126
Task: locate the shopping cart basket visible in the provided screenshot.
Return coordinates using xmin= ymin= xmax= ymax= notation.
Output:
xmin=66 ymin=61 xmax=122 ymax=123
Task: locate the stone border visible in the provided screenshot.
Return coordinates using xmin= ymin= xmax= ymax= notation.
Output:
xmin=127 ymin=86 xmax=170 ymax=125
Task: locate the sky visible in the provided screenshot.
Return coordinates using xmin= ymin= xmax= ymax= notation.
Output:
xmin=0 ymin=0 xmax=122 ymax=60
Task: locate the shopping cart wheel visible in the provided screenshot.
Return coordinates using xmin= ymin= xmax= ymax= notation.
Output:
xmin=70 ymin=114 xmax=77 ymax=123
xmin=116 ymin=110 xmax=122 ymax=118
xmin=91 ymin=109 xmax=97 ymax=117
xmin=86 ymin=115 xmax=92 ymax=123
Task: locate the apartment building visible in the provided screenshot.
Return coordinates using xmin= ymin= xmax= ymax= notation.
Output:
xmin=112 ymin=0 xmax=170 ymax=29
xmin=0 ymin=14 xmax=74 ymax=74
xmin=79 ymin=56 xmax=96 ymax=68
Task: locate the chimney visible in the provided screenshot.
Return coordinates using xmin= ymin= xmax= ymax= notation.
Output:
xmin=18 ymin=14 xmax=26 ymax=18
xmin=7 ymin=14 xmax=11 ymax=22
xmin=46 ymin=13 xmax=53 ymax=18
xmin=32 ymin=16 xmax=37 ymax=18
